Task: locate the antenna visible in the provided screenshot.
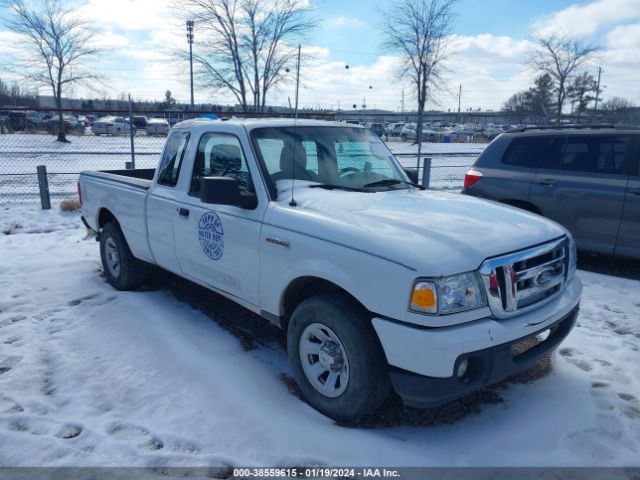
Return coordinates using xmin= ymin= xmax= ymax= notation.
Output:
xmin=289 ymin=44 xmax=301 ymax=207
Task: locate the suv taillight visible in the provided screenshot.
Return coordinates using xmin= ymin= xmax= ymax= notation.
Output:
xmin=464 ymin=169 xmax=483 ymax=189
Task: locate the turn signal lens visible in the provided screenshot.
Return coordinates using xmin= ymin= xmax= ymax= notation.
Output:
xmin=411 ymin=281 xmax=437 ymax=313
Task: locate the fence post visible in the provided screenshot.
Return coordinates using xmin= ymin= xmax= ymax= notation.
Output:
xmin=36 ymin=165 xmax=51 ymax=210
xmin=128 ymin=94 xmax=136 ymax=170
xmin=125 ymin=161 xmax=133 ymax=170
xmin=421 ymin=157 xmax=431 ymax=189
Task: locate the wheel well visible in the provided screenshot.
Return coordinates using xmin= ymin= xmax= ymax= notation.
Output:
xmin=97 ymin=208 xmax=118 ymax=229
xmin=500 ymin=199 xmax=541 ymax=215
xmin=280 ymin=276 xmax=366 ymax=330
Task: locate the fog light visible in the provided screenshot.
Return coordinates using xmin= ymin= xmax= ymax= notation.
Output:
xmin=456 ymin=358 xmax=469 ymax=378
xmin=536 ymin=329 xmax=551 ymax=342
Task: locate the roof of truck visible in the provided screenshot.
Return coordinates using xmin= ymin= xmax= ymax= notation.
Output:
xmin=172 ymin=117 xmax=357 ymax=130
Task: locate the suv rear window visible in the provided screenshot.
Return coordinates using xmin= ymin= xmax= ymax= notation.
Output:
xmin=502 ymin=136 xmax=549 ymax=168
xmin=545 ymin=135 xmax=630 ymax=175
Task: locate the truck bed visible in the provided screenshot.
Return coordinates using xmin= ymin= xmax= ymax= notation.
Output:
xmin=80 ymin=168 xmax=155 ymax=190
xmin=79 ymin=168 xmax=157 ymax=264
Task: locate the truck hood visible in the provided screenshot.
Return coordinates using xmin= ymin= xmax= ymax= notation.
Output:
xmin=272 ymin=181 xmax=567 ymax=276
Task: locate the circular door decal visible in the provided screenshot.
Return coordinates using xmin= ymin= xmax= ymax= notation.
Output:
xmin=198 ymin=212 xmax=224 ymax=260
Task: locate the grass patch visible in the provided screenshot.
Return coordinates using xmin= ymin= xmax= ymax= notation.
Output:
xmin=59 ymin=198 xmax=81 ymax=212
xmin=2 ymin=221 xmax=23 ymax=235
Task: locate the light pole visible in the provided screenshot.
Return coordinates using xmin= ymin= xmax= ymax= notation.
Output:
xmin=186 ymin=20 xmax=195 ymax=111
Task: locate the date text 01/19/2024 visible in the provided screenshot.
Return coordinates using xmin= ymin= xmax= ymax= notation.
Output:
xmin=232 ymin=468 xmax=400 ymax=477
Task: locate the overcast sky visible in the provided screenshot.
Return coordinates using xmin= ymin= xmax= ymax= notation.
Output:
xmin=0 ymin=0 xmax=639 ymax=111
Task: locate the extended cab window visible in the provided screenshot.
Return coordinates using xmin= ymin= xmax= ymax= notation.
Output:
xmin=546 ymin=135 xmax=630 ymax=175
xmin=189 ymin=133 xmax=253 ymax=196
xmin=157 ymin=131 xmax=190 ymax=187
xmin=502 ymin=136 xmax=549 ymax=168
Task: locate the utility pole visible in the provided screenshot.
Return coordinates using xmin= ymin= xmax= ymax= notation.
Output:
xmin=594 ymin=66 xmax=602 ymax=111
xmin=186 ymin=20 xmax=195 ymax=111
xmin=457 ymin=84 xmax=462 ymax=123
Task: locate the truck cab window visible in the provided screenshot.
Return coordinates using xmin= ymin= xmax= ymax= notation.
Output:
xmin=190 ymin=133 xmax=253 ymax=196
xmin=157 ymin=131 xmax=190 ymax=187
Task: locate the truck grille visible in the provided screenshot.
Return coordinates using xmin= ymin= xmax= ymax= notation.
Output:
xmin=479 ymin=237 xmax=569 ymax=319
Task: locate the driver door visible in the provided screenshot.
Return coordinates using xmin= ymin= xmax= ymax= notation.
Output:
xmin=172 ymin=131 xmax=266 ymax=307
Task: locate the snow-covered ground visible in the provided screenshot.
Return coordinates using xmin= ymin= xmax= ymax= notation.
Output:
xmin=0 ymin=204 xmax=639 ymax=467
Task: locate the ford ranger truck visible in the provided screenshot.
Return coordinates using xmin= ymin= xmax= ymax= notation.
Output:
xmin=78 ymin=119 xmax=582 ymax=421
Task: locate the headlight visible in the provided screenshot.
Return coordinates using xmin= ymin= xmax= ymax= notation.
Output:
xmin=410 ymin=272 xmax=487 ymax=315
xmin=568 ymin=235 xmax=577 ymax=277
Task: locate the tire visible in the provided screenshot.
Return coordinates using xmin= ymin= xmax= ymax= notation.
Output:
xmin=100 ymin=222 xmax=149 ymax=290
xmin=287 ymin=293 xmax=390 ymax=422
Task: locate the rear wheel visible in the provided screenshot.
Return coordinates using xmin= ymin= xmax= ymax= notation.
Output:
xmin=287 ymin=293 xmax=390 ymax=421
xmin=100 ymin=222 xmax=149 ymax=290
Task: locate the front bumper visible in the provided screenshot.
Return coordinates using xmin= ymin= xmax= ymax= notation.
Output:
xmin=390 ymin=305 xmax=578 ymax=408
xmin=371 ymin=275 xmax=582 ymax=408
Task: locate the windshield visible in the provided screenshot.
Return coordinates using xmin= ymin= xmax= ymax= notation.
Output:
xmin=251 ymin=126 xmax=410 ymax=193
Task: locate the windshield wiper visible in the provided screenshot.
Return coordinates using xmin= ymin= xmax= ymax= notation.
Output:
xmin=309 ymin=183 xmax=369 ymax=192
xmin=362 ymin=179 xmax=426 ymax=190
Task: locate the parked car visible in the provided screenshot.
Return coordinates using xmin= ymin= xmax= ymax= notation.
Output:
xmin=77 ymin=115 xmax=92 ymax=127
xmin=462 ymin=126 xmax=640 ymax=260
xmin=79 ymin=119 xmax=581 ymax=421
xmin=91 ymin=116 xmax=136 ymax=136
xmin=24 ymin=111 xmax=46 ymax=128
xmin=400 ymin=123 xmax=439 ymax=142
xmin=4 ymin=111 xmax=33 ymax=131
xmin=145 ymin=118 xmax=170 ymax=136
xmin=44 ymin=114 xmax=83 ymax=134
xmin=132 ymin=116 xmax=149 ymax=129
xmin=369 ymin=123 xmax=385 ymax=137
xmin=386 ymin=123 xmax=406 ymax=137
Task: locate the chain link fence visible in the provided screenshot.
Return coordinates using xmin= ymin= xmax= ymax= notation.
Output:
xmin=0 ymin=116 xmax=486 ymax=205
xmin=0 ymin=131 xmax=165 ymax=203
xmin=388 ymin=140 xmax=486 ymax=190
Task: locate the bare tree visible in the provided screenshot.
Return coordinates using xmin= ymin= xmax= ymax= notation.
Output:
xmin=173 ymin=0 xmax=312 ymax=112
xmin=600 ymin=96 xmax=636 ymax=112
xmin=529 ymin=33 xmax=599 ymax=123
xmin=1 ymin=0 xmax=101 ymax=142
xmin=381 ymin=0 xmax=456 ymax=146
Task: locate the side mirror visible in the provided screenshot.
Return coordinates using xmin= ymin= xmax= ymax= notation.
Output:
xmin=199 ymin=176 xmax=257 ymax=209
xmin=403 ymin=167 xmax=419 ymax=184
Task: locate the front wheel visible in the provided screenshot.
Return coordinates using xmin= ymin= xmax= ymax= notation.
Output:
xmin=287 ymin=293 xmax=390 ymax=422
xmin=100 ymin=222 xmax=149 ymax=290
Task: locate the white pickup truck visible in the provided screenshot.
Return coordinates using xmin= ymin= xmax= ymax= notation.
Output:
xmin=79 ymin=119 xmax=582 ymax=421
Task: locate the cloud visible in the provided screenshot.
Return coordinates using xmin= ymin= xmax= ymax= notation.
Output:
xmin=606 ymin=22 xmax=640 ymax=50
xmin=92 ymin=31 xmax=130 ymax=50
xmin=533 ymin=0 xmax=640 ymax=37
xmin=0 ymin=31 xmax=21 ymax=55
xmin=78 ymin=0 xmax=171 ymax=31
xmin=325 ymin=16 xmax=367 ymax=28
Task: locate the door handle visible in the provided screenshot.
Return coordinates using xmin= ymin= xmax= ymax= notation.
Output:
xmin=178 ymin=207 xmax=190 ymax=217
xmin=537 ymin=179 xmax=555 ymax=188
xmin=629 ymin=187 xmax=640 ymax=196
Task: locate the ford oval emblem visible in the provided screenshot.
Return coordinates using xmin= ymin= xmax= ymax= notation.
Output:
xmin=533 ymin=267 xmax=555 ymax=287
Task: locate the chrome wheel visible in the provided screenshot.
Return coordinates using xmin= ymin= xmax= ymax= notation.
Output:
xmin=104 ymin=236 xmax=121 ymax=278
xmin=299 ymin=322 xmax=350 ymax=398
